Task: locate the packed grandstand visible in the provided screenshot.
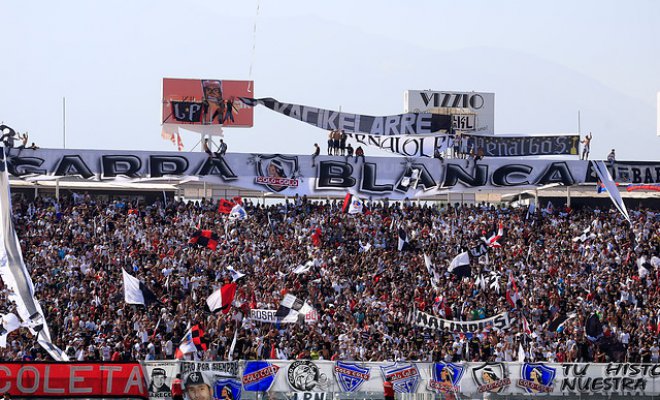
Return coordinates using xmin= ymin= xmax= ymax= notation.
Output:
xmin=6 ymin=194 xmax=655 ymax=365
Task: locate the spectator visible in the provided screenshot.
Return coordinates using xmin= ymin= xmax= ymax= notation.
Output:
xmin=434 ymin=148 xmax=444 ymax=164
xmin=327 ymin=131 xmax=333 ymax=156
xmin=383 ymin=376 xmax=394 ymax=400
xmin=312 ymin=143 xmax=320 ymax=167
xmin=581 ymin=133 xmax=593 ymax=160
xmin=354 ymin=146 xmax=365 ymax=163
xmin=345 ymin=143 xmax=354 ymax=162
xmin=607 ymin=149 xmax=616 ymax=169
xmin=171 ymin=374 xmax=183 ymax=400
xmin=332 ymin=129 xmax=341 ymax=156
xmin=223 ymin=98 xmax=237 ymax=124
xmin=203 ymin=139 xmax=218 ymax=158
xmin=339 ymin=130 xmax=347 ymax=156
xmin=218 ymin=139 xmax=228 ymax=157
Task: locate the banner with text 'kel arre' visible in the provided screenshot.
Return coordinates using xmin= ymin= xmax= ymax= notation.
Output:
xmin=239 ymin=97 xmax=452 ymax=135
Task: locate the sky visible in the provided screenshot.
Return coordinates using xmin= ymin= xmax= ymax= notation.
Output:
xmin=1 ymin=0 xmax=659 ymax=159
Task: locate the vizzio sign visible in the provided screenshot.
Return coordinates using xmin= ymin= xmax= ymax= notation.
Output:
xmin=404 ymin=90 xmax=495 ymax=134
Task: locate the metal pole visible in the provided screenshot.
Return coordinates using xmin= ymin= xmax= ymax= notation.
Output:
xmin=63 ymin=97 xmax=66 ymax=149
xmin=567 ymin=186 xmax=571 ymax=208
xmin=577 ymin=110 xmax=581 ymax=135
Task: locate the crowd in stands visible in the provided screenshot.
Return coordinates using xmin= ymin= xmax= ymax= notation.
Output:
xmin=1 ymin=193 xmax=659 ymax=365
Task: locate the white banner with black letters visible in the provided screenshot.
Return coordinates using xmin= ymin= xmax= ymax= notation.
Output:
xmin=413 ymin=309 xmax=514 ymax=332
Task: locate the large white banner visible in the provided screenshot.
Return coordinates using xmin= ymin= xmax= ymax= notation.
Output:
xmin=404 ymin=90 xmax=495 ymax=134
xmin=249 ymin=308 xmax=318 ymax=324
xmin=413 ymin=309 xmax=514 ymax=332
xmin=8 ymin=149 xmax=656 ymax=198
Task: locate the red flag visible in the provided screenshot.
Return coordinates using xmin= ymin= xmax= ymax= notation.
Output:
xmin=189 ymin=230 xmax=219 ymax=250
xmin=311 ymin=227 xmax=322 ymax=247
xmin=217 ymin=199 xmax=236 ymax=214
xmin=206 ymin=282 xmax=237 ymax=314
xmin=174 ymin=324 xmax=207 ymax=359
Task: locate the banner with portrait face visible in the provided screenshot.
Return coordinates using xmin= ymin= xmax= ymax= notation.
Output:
xmin=143 ymin=361 xmax=179 ymax=399
xmin=180 ymin=361 xmax=240 ymax=400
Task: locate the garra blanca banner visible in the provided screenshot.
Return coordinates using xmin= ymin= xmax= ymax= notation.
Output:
xmin=239 ymin=97 xmax=452 ymax=135
xmin=413 ymin=309 xmax=514 ymax=332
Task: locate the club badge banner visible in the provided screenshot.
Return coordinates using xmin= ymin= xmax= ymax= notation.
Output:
xmin=239 ymin=97 xmax=452 ymax=135
xmin=413 ymin=309 xmax=514 ymax=332
xmin=9 ymin=149 xmax=657 ymax=198
xmin=138 ymin=361 xmax=660 ymax=397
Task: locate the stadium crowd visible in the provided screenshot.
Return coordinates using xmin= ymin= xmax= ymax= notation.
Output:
xmin=1 ymin=193 xmax=660 ymax=365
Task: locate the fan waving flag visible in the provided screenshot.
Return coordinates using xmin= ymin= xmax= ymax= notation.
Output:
xmin=229 ymin=204 xmax=248 ymax=220
xmin=217 ymin=199 xmax=236 ymax=214
xmin=505 ymin=273 xmax=521 ymax=309
xmin=448 ymin=252 xmax=471 ymax=278
xmin=175 ymin=324 xmax=207 ymax=359
xmin=482 ymin=222 xmax=504 ymax=248
xmin=275 ymin=294 xmax=314 ymax=321
xmin=342 ymin=193 xmax=369 ymax=215
xmin=122 ymin=269 xmax=160 ymax=307
xmin=206 ymin=282 xmax=237 ymax=314
xmin=397 ymin=225 xmax=410 ymax=251
xmin=189 ymin=230 xmax=219 ymax=250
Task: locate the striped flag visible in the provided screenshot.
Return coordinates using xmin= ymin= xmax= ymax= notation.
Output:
xmin=175 ymin=324 xmax=207 ymax=359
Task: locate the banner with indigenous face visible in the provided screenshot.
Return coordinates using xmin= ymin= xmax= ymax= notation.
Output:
xmin=162 ymin=78 xmax=254 ymax=128
xmin=10 ymin=149 xmax=655 ymax=198
xmin=239 ymin=97 xmax=452 ymax=135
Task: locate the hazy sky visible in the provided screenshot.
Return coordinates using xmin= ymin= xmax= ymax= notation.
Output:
xmin=1 ymin=0 xmax=659 ymax=159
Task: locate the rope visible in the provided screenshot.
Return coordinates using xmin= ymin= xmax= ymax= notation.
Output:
xmin=247 ymin=0 xmax=260 ymax=93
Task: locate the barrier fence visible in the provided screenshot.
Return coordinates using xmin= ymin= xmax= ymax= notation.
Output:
xmin=2 ymin=361 xmax=660 ymax=399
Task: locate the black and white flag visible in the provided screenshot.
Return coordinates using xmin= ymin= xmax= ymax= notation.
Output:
xmin=448 ymin=252 xmax=471 ymax=278
xmin=275 ymin=294 xmax=313 ymax=321
xmin=397 ymin=225 xmax=410 ymax=251
xmin=122 ymin=269 xmax=159 ymax=307
xmin=0 ymin=153 xmax=68 ymax=361
xmin=423 ymin=254 xmax=440 ymax=289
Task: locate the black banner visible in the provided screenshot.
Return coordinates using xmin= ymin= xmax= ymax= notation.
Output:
xmin=171 ymin=101 xmax=204 ymax=123
xmin=239 ymin=97 xmax=452 ymax=135
xmin=469 ymin=134 xmax=580 ymax=157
